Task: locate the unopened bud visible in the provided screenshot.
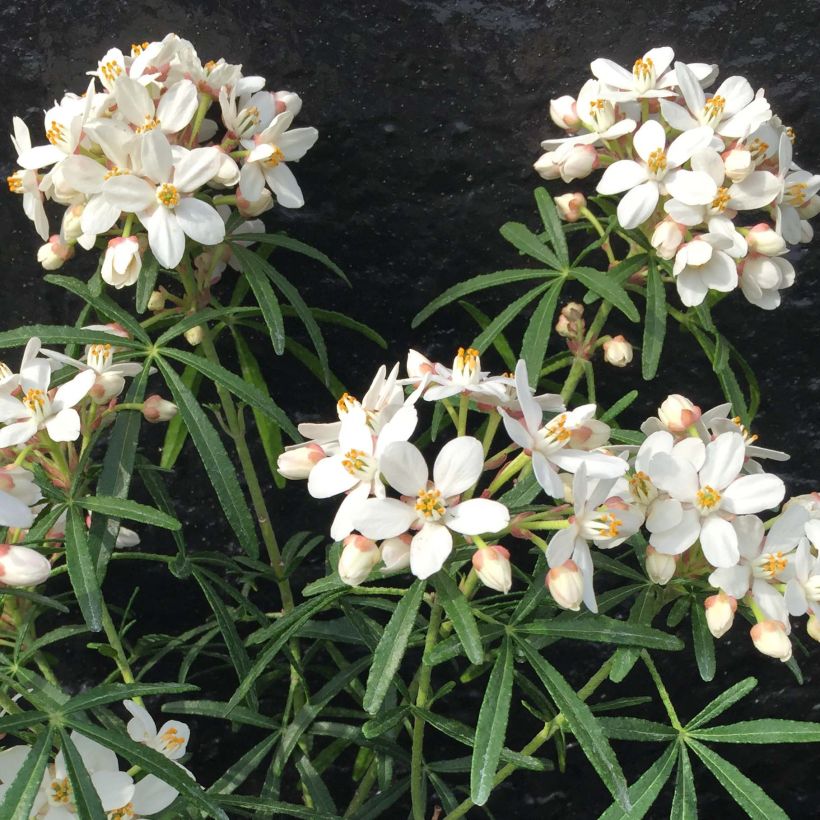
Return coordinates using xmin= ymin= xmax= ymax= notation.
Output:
xmin=37 ymin=235 xmax=74 ymax=270
xmin=184 ymin=325 xmax=204 ymax=347
xmin=237 ymin=188 xmax=274 ymax=218
xmin=276 ymin=443 xmax=326 ymax=480
xmin=211 ymin=152 xmax=240 ymax=187
xmin=651 ymin=218 xmax=686 ymax=260
xmin=101 ymin=236 xmax=142 ymax=289
xmin=0 ymin=544 xmax=51 ymax=587
xmin=549 ymin=95 xmax=579 ymax=130
xmin=807 ymin=614 xmax=820 ymax=643
xmin=645 ymin=546 xmax=677 ymax=585
xmin=722 ymin=148 xmax=753 ymax=182
xmin=381 ymin=534 xmax=412 ymax=572
xmin=60 ymin=204 xmax=85 ymax=242
xmin=556 ymin=302 xmax=584 ymax=337
xmin=658 ymin=394 xmax=701 ymax=433
xmin=142 ymin=395 xmax=178 ymax=423
xmin=554 ymin=192 xmax=586 ymax=222
xmin=559 ymin=144 xmax=599 ymax=183
xmin=471 ymin=545 xmax=512 ymax=593
xmin=338 ymin=535 xmax=380 ymax=586
xmin=704 ymin=593 xmax=737 ymax=638
xmin=90 ymin=372 xmax=125 ymax=404
xmin=746 ymin=223 xmax=787 ymax=256
xmin=603 ymin=335 xmax=633 ymax=367
xmin=274 ymin=90 xmax=303 ymax=116
xmin=147 ymin=290 xmax=165 ymax=311
xmin=750 ymin=619 xmax=792 ymax=662
xmin=547 ymin=559 xmax=584 ymax=611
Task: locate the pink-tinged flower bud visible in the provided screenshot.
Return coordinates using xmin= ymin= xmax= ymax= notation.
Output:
xmin=746 ymin=223 xmax=787 ymax=256
xmin=722 ymin=148 xmax=753 ymax=182
xmin=184 ymin=325 xmax=204 ymax=347
xmin=556 ymin=302 xmax=584 ymax=338
xmin=547 ymin=560 xmax=584 ymax=611
xmin=657 ymin=394 xmax=701 ymax=433
xmin=274 ymin=90 xmax=303 ymax=116
xmin=381 ymin=534 xmax=412 ymax=572
xmin=559 ymin=144 xmax=599 ymax=183
xmin=212 ymin=153 xmax=240 ymax=188
xmin=704 ymin=593 xmax=737 ymax=638
xmin=90 ymin=372 xmax=126 ymax=404
xmin=60 ymin=204 xmax=85 ymax=242
xmin=798 ymin=195 xmax=820 ymax=220
xmin=603 ymin=335 xmax=633 ymax=368
xmin=37 ymin=235 xmax=74 ymax=270
xmin=807 ymin=614 xmax=820 ymax=644
xmin=554 ymin=192 xmax=586 ymax=222
xmin=142 ymin=395 xmax=178 ymax=423
xmin=101 ymin=236 xmax=142 ymax=289
xmin=338 ymin=535 xmax=380 ymax=586
xmin=276 ymin=443 xmax=326 ymax=480
xmin=569 ymin=419 xmax=610 ymax=451
xmin=147 ymin=290 xmax=165 ymax=312
xmin=0 ymin=544 xmax=51 ymax=587
xmin=407 ymin=349 xmax=436 ymax=381
xmin=651 ymin=218 xmax=686 ymax=260
xmin=750 ymin=620 xmax=792 ymax=662
xmin=534 ymin=151 xmax=562 ymax=180
xmin=237 ymin=188 xmax=274 ymax=218
xmin=645 ymin=546 xmax=676 ymax=585
xmin=472 ymin=545 xmax=512 ymax=593
xmin=561 ymin=302 xmax=584 ymax=322
xmin=549 ymin=95 xmax=579 ymax=130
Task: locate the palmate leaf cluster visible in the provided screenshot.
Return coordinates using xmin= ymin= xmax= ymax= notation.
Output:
xmin=0 ymin=197 xmax=817 ymax=820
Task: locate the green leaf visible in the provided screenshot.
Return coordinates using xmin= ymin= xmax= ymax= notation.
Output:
xmin=156 ymin=358 xmax=260 ymax=558
xmin=162 ymin=347 xmax=297 ymax=440
xmin=0 ymin=326 xmax=141 ymax=351
xmin=64 ymin=505 xmax=103 ymax=631
xmin=296 ymin=755 xmax=337 ymax=815
xmin=472 ymin=282 xmax=552 ymax=354
xmin=691 ymin=719 xmax=820 ymax=744
xmin=242 ymin=253 xmax=286 ymax=354
xmin=154 ymin=307 xmax=261 ymax=347
xmin=207 ymin=734 xmax=279 ymax=795
xmin=0 ymin=586 xmax=68 ymax=614
xmin=159 ymin=365 xmax=200 ymax=470
xmin=517 ymin=640 xmax=630 ymax=811
xmin=459 ymin=301 xmax=517 ymax=371
xmin=599 ymin=717 xmax=677 ymax=742
xmin=534 ymin=187 xmax=569 ymax=267
xmin=80 ymin=495 xmax=181 ymax=530
xmin=670 ymin=744 xmax=697 ymax=820
xmin=309 ymin=308 xmax=387 ymax=348
xmin=0 ymin=710 xmax=49 ymax=735
xmin=363 ymin=580 xmax=425 ymax=715
xmin=135 ymin=249 xmax=160 ymax=313
xmin=713 ymin=332 xmax=730 ymax=374
xmin=520 ymin=280 xmax=562 ymax=388
xmin=470 ymin=637 xmax=514 ymax=805
xmin=685 ymin=677 xmax=757 ymax=730
xmin=498 ymin=471 xmax=541 ymax=509
xmin=609 ymin=588 xmax=659 ymax=682
xmin=599 ymin=390 xmax=639 ymax=424
xmin=65 ymin=717 xmax=229 ymax=820
xmin=597 ymin=742 xmax=676 ymax=820
xmin=642 ymin=257 xmax=666 ymax=380
xmin=163 ymin=699 xmax=277 ymax=730
xmin=63 ymin=682 xmax=197 ymax=714
xmin=690 ymin=600 xmax=715 ymax=682
xmin=412 ymin=270 xmax=556 ymax=328
xmin=516 ymin=615 xmax=682 ymax=651
xmin=58 ymin=728 xmax=106 ymax=819
xmin=0 ymin=724 xmax=53 ymax=820
xmin=687 ymin=738 xmax=788 ymax=820
xmin=432 ymin=571 xmax=483 ymax=665
xmin=571 ymin=267 xmax=640 ymax=322
xmin=214 ymin=794 xmax=337 ymax=819
xmin=500 ymin=221 xmax=562 ymax=269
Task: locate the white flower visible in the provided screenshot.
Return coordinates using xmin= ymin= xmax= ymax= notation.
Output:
xmin=784 ymin=538 xmax=820 ymax=618
xmin=420 ymin=346 xmax=516 ymax=406
xmin=671 ymin=231 xmax=740 ymax=307
xmin=774 ymin=132 xmax=820 ymax=244
xmin=661 ymin=62 xmax=772 ymax=139
xmin=534 ymin=142 xmax=599 ymax=183
xmin=8 ymin=118 xmax=49 ymax=239
xmin=380 ymin=534 xmax=412 ymax=572
xmin=700 ymin=405 xmax=789 ymax=472
xmin=596 ymin=120 xmax=714 ymax=229
xmin=124 ymin=699 xmax=190 ymax=760
xmin=740 ymin=254 xmax=795 ymax=310
xmin=501 ymin=360 xmax=626 ymax=499
xmin=354 ymin=437 xmax=509 ymax=579
xmin=0 ymin=465 xmax=41 ymax=528
xmin=549 ymin=95 xmax=579 ymax=129
xmin=647 ymin=431 xmax=785 ymax=567
xmin=239 ymin=111 xmax=318 ymax=208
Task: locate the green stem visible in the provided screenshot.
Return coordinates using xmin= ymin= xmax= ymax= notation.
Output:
xmin=560 ymin=302 xmax=611 ymax=404
xmin=579 ymin=206 xmax=615 ymax=264
xmin=481 ymin=411 xmax=501 ymax=457
xmin=456 ymin=393 xmax=469 ymax=437
xmin=186 ymin=93 xmax=212 ymax=148
xmin=486 ymin=451 xmax=529 ymax=497
xmin=641 ymin=651 xmax=682 ymax=731
xmin=100 ymin=600 xmax=138 ymax=693
xmin=410 ymin=602 xmax=444 ymax=820
xmin=344 ymin=758 xmax=379 ymax=817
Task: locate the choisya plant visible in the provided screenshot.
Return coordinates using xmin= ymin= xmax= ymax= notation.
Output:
xmin=0 ymin=37 xmax=817 ymax=819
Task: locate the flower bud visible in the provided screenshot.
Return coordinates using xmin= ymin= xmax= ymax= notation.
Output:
xmin=211 ymin=153 xmax=240 ymax=187
xmin=142 ymin=395 xmax=178 ymax=423
xmin=471 ymin=545 xmax=512 ymax=593
xmin=704 ymin=593 xmax=737 ymax=638
xmin=381 ymin=534 xmax=412 ymax=572
xmin=554 ymin=192 xmax=586 ymax=222
xmin=722 ymin=148 xmax=753 ymax=182
xmin=556 ymin=302 xmax=584 ymax=337
xmin=657 ymin=394 xmax=701 ymax=433
xmin=406 ymin=349 xmax=436 ymax=382
xmin=147 ymin=290 xmax=166 ymax=312
xmin=60 ymin=204 xmax=85 ymax=242
xmin=184 ymin=325 xmax=204 ymax=347
xmin=807 ymin=614 xmax=820 ymax=643
xmin=750 ymin=619 xmax=792 ymax=662
xmin=534 ymin=150 xmax=562 ymax=180
xmin=101 ymin=236 xmax=142 ymax=289
xmin=547 ymin=560 xmax=584 ymax=611
xmin=338 ymin=535 xmax=380 ymax=586
xmin=603 ymin=335 xmax=633 ymax=367
xmin=237 ymin=188 xmax=274 ymax=217
xmin=559 ymin=144 xmax=599 ymax=183
xmin=274 ymin=90 xmax=303 ymax=116
xmin=0 ymin=544 xmax=51 ymax=587
xmin=276 ymin=443 xmax=326 ymax=480
xmin=549 ymin=95 xmax=579 ymax=130
xmin=746 ymin=223 xmax=787 ymax=256
xmin=645 ymin=546 xmax=676 ymax=585
xmin=798 ymin=195 xmax=820 ymax=220
xmin=651 ymin=218 xmax=686 ymax=260
xmin=90 ymin=372 xmax=126 ymax=404
xmin=37 ymin=235 xmax=74 ymax=270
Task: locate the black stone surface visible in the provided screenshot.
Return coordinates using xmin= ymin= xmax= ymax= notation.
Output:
xmin=1 ymin=1 xmax=818 ymax=816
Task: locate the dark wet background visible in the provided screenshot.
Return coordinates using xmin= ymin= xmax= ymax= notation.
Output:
xmin=1 ymin=0 xmax=818 ymax=816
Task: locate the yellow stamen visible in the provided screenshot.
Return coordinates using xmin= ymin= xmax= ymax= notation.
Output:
xmin=415 ymin=487 xmax=445 ymax=520
xmin=786 ymin=182 xmax=808 ymax=206
xmin=337 ymin=392 xmax=358 ymax=415
xmin=703 ymin=95 xmax=726 ymax=122
xmin=158 ymin=725 xmax=185 ymax=752
xmin=747 ymin=138 xmax=769 ymax=161
xmin=598 ymin=512 xmax=622 ymax=539
xmin=46 ymin=121 xmax=65 ymax=146
xmin=23 ymin=388 xmax=45 ymax=412
xmin=263 ymin=146 xmax=285 ymax=167
xmin=647 ymin=148 xmax=667 ymax=175
xmin=731 ymin=416 xmax=758 ymax=444
xmin=100 ymin=60 xmax=123 ymax=84
xmin=711 ymin=187 xmax=730 ymax=212
xmin=49 ymin=777 xmax=73 ymax=804
xmin=107 ymin=802 xmax=136 ymax=820
xmin=131 ymin=41 xmax=150 ymax=56
xmin=695 ymin=485 xmax=721 ymax=510
xmin=7 ymin=172 xmax=23 ymax=193
xmin=136 ymin=115 xmax=160 ymax=134
xmin=103 ymin=167 xmax=129 ymax=180
xmin=156 ymin=182 xmax=180 ymax=208
xmin=341 ymin=448 xmax=369 ymax=476
xmin=632 ymin=56 xmax=654 ymax=82
xmin=786 ymin=127 xmax=796 ymax=143
xmin=545 ymin=414 xmax=571 ymax=444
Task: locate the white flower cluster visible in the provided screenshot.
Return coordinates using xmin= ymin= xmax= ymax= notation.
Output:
xmin=536 ymin=47 xmax=820 ymax=309
xmin=9 ymin=33 xmax=317 ymax=284
xmin=0 ymin=701 xmax=191 ymax=817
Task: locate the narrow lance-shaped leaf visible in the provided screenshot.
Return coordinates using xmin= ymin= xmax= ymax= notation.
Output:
xmin=534 ymin=187 xmax=570 ymax=266
xmin=159 ymin=364 xmax=200 ymax=470
xmin=135 ymin=248 xmax=160 ymax=313
xmin=57 ymin=728 xmax=106 ymax=820
xmin=0 ymin=724 xmax=54 ymax=820
xmin=690 ymin=719 xmax=820 ymax=744
xmin=236 ymin=247 xmax=286 ymax=354
xmin=65 ymin=505 xmax=103 ymax=631
xmin=520 ymin=280 xmax=562 ymax=388
xmin=690 ymin=600 xmax=716 ymax=682
xmin=642 ymin=256 xmax=666 ymax=380
xmin=472 ymin=282 xmax=552 ymax=354
xmin=499 ymin=221 xmax=562 ymax=269
xmin=598 ymin=742 xmax=677 ymax=820
xmin=432 ymin=570 xmax=484 ymax=665
xmin=571 ymin=266 xmax=640 ymax=322
xmin=81 ymin=496 xmax=181 ymax=530
xmin=670 ymin=744 xmax=697 ymax=820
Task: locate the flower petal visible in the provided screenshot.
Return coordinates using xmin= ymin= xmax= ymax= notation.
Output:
xmin=648 ymin=452 xmax=698 ymax=503
xmin=381 ymin=441 xmax=428 ymax=496
xmin=699 ymin=431 xmax=744 ymax=490
xmin=355 ymin=498 xmax=417 ymax=540
xmin=91 ymin=771 xmax=135 ymax=813
xmin=700 ymin=515 xmax=739 ymax=568
xmin=721 ymin=474 xmax=785 ymax=514
xmin=45 ymin=408 xmax=82 ymax=442
xmin=445 ymin=498 xmax=509 ymax=535
xmin=102 ymin=175 xmax=155 ymax=213
xmin=174 ymin=197 xmax=226 ymax=246
xmin=664 ymin=169 xmax=717 ymax=205
xmin=633 ymin=120 xmax=666 ymax=163
xmin=157 ymin=79 xmax=199 ymax=132
xmin=616 ymin=180 xmax=659 ymax=229
xmin=145 ymin=206 xmax=185 ymax=268
xmin=307 ymin=456 xmax=358 ymax=499
xmin=174 ymin=147 xmax=222 ymax=192
xmin=278 ymin=127 xmax=319 ymax=161
xmin=410 ymin=522 xmax=452 ymax=579
xmin=650 ymin=507 xmax=701 ymax=554
xmin=132 ymin=773 xmax=181 ymax=815
xmin=433 ymin=436 xmax=484 ymax=497
xmin=264 ymin=162 xmax=305 ymax=208
xmin=596 ymin=160 xmax=646 ymax=195
xmin=646 ymin=497 xmax=682 ymax=533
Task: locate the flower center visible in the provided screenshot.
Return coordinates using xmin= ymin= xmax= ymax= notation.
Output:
xmin=104 ymin=166 xmax=130 ymax=180
xmin=695 ymin=484 xmax=721 ymax=512
xmin=46 ymin=121 xmax=65 ymax=147
xmin=755 ymin=551 xmax=788 ymax=579
xmin=453 ymin=346 xmax=480 ymax=385
xmin=416 ymin=487 xmax=446 ymax=521
xmin=702 ymin=95 xmax=725 ymax=125
xmin=588 ymin=97 xmax=615 ymax=131
xmin=647 ymin=148 xmax=667 ymax=176
xmin=341 ymin=448 xmax=373 ymax=479
xmin=87 ymin=343 xmax=113 ymax=370
xmin=628 ymin=470 xmax=657 ymax=505
xmin=632 ymin=56 xmax=656 ymax=91
xmin=747 ymin=137 xmax=769 ymax=162
xmin=596 ymin=511 xmax=623 ymax=539
xmin=23 ymin=388 xmax=47 ymax=418
xmin=7 ymin=172 xmax=23 ymax=193
xmin=336 ymin=392 xmax=359 ymax=416
xmin=131 ymin=41 xmax=150 ymax=56
xmin=731 ymin=416 xmax=758 ymax=444
xmin=711 ymin=187 xmax=730 ymax=212
xmin=107 ymin=803 xmax=136 ymax=820
xmin=263 ymin=146 xmax=285 ymax=167
xmin=157 ymin=725 xmax=186 ymax=753
xmin=49 ymin=777 xmax=73 ymax=805
xmin=136 ymin=115 xmax=161 ymax=134
xmin=786 ymin=181 xmax=808 ymax=206
xmin=100 ymin=59 xmax=123 ymax=84
xmin=156 ymin=182 xmax=180 ymax=208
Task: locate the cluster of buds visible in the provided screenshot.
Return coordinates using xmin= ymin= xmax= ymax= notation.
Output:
xmin=555 ymin=301 xmax=634 ymax=368
xmin=536 ymin=46 xmax=819 ymax=309
xmin=10 ymin=33 xmax=316 ymax=285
